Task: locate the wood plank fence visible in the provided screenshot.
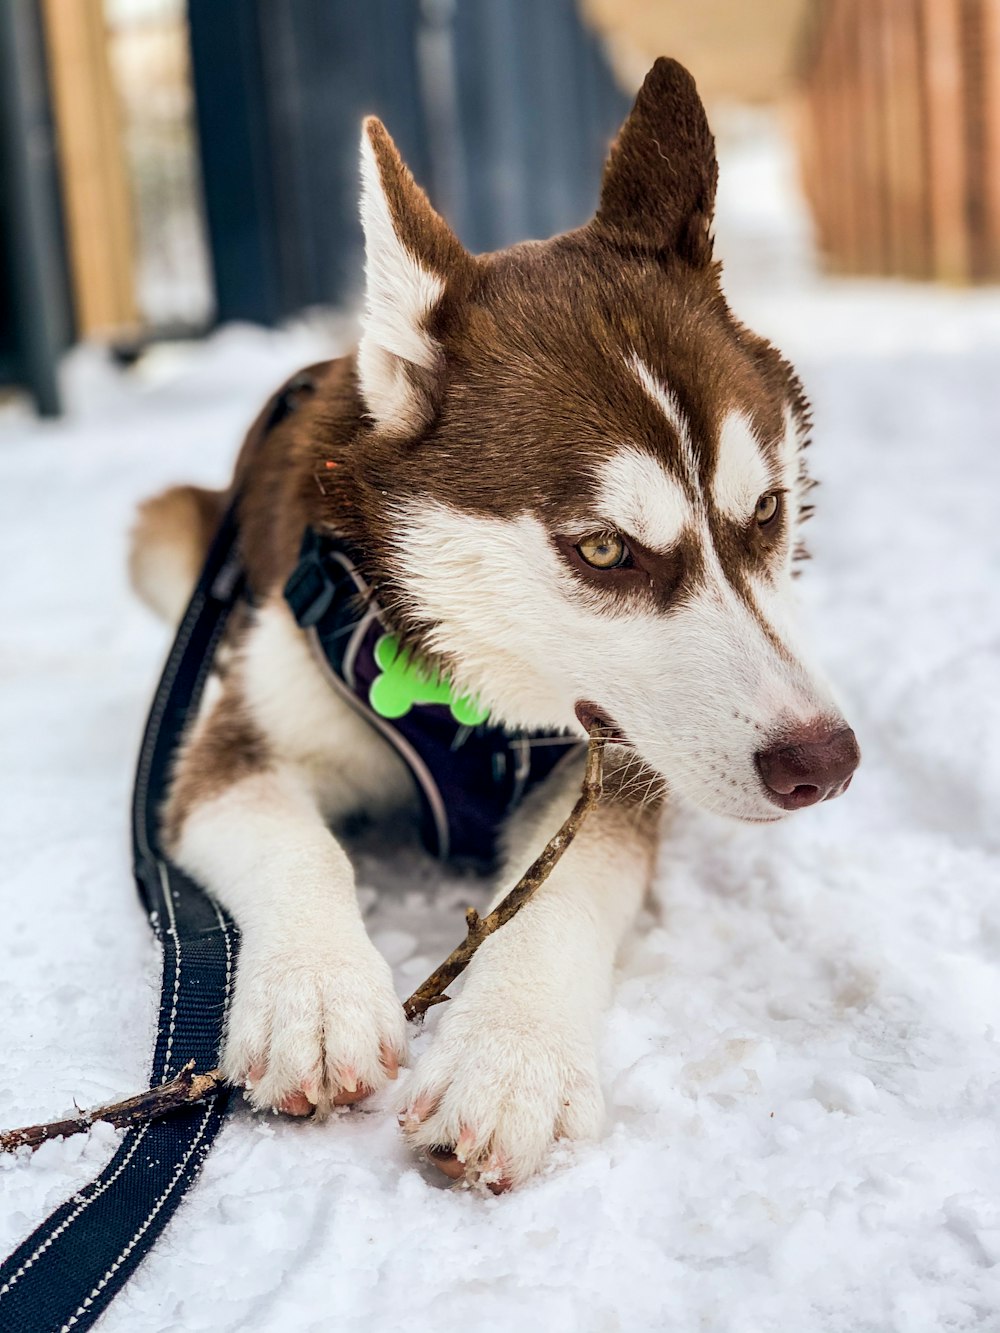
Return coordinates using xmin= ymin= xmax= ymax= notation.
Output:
xmin=41 ymin=0 xmax=137 ymax=336
xmin=798 ymin=0 xmax=1000 ymax=281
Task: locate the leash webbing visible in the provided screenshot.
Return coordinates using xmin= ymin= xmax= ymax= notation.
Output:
xmin=0 ymin=499 xmax=243 ymax=1333
xmin=0 ymin=368 xmax=322 ymax=1333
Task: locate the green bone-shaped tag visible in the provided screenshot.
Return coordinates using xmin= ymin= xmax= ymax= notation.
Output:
xmin=369 ymin=633 xmax=488 ymax=727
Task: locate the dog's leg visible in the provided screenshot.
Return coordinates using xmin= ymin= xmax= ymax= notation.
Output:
xmin=400 ymin=751 xmax=660 ymax=1188
xmin=165 ymin=602 xmax=413 ymax=1115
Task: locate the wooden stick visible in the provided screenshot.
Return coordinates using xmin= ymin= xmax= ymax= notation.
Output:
xmin=403 ymin=724 xmax=607 ymax=1019
xmin=0 ymin=1060 xmax=224 ymax=1153
xmin=1 ymin=726 xmax=607 ymax=1150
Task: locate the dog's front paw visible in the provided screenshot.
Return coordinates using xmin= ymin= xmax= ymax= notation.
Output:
xmin=223 ymin=935 xmax=407 ymax=1116
xmin=399 ymin=991 xmax=603 ymax=1190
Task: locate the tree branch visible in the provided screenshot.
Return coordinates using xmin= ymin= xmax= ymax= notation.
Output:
xmin=1 ymin=726 xmax=607 ymax=1151
xmin=402 ymin=724 xmax=606 ymax=1019
xmin=0 ymin=1060 xmax=224 ymax=1153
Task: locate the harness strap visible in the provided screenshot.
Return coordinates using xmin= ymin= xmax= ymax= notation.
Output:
xmin=0 ymin=368 xmax=321 ymax=1333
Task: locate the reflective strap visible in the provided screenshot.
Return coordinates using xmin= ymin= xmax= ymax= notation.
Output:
xmin=0 ymin=500 xmax=242 ymax=1333
xmin=0 ymin=363 xmax=331 ymax=1333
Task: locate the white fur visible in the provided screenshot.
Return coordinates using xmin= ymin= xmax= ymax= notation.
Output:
xmin=596 ymin=445 xmax=691 ymax=550
xmin=357 ymin=129 xmax=444 ymax=431
xmin=389 ymin=504 xmax=585 ymax=732
xmin=626 ymin=352 xmax=699 ymax=484
xmin=241 ymin=597 xmax=414 ymax=821
xmin=172 ymin=598 xmax=416 ymax=1112
xmin=176 ymin=764 xmax=408 ymax=1110
xmin=712 ymin=410 xmax=772 ymax=521
xmin=170 ymin=582 xmax=657 ymax=1173
xmin=400 ymin=757 xmax=653 ymax=1187
xmin=389 ymin=490 xmax=841 ymax=823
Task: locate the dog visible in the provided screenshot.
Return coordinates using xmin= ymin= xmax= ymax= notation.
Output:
xmin=129 ymin=58 xmax=860 ymax=1191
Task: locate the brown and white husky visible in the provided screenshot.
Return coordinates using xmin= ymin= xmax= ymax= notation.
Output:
xmin=130 ymin=59 xmax=859 ymax=1191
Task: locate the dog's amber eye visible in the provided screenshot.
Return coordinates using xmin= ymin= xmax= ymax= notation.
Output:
xmin=577 ymin=531 xmax=628 ymax=569
xmin=755 ymin=492 xmax=780 ymax=525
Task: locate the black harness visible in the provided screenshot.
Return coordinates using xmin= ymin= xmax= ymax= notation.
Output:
xmin=283 ymin=528 xmax=580 ymax=868
xmin=0 ymin=368 xmax=579 ymax=1330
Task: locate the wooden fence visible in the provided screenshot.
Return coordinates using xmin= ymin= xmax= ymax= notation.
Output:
xmin=41 ymin=0 xmax=137 ymax=336
xmin=798 ymin=0 xmax=1000 ymax=281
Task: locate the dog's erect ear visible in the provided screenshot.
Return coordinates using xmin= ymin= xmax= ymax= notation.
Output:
xmin=357 ymin=117 xmax=471 ymax=435
xmin=593 ymin=58 xmax=717 ymax=266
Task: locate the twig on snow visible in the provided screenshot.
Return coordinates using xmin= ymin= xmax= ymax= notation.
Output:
xmin=0 ymin=1060 xmax=224 ymax=1153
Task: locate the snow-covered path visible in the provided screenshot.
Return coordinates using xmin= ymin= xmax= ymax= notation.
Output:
xmin=2 ymin=125 xmax=1000 ymax=1332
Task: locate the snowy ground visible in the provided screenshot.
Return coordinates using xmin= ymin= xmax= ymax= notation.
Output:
xmin=3 ymin=118 xmax=1000 ymax=1332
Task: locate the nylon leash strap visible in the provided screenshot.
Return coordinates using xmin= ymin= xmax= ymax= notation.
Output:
xmin=0 ymin=497 xmax=242 ymax=1333
xmin=0 ymin=370 xmax=318 ymax=1333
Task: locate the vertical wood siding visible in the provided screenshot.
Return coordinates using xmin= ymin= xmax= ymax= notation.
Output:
xmin=799 ymin=0 xmax=1000 ymax=281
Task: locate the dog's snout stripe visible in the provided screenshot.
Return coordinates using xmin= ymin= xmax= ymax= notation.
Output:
xmin=625 ymin=352 xmax=699 ymax=487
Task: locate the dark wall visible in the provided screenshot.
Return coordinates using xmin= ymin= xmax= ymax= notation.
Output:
xmin=188 ymin=0 xmax=628 ymax=325
xmin=0 ymin=0 xmax=73 ymax=415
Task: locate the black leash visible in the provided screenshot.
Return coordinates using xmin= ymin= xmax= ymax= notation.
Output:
xmin=0 ymin=371 xmax=317 ymax=1333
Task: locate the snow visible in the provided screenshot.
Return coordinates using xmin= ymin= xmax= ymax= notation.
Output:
xmin=3 ymin=115 xmax=1000 ymax=1332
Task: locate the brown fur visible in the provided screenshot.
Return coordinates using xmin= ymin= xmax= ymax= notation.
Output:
xmin=162 ymin=686 xmax=270 ymax=851
xmin=594 ymin=57 xmax=718 ymax=265
xmin=219 ymin=59 xmax=812 ymax=661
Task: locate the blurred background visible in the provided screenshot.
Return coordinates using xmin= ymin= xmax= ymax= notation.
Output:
xmin=3 ymin=0 xmax=1000 ymax=414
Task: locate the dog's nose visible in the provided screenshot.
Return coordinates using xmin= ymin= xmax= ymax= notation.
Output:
xmin=755 ymin=724 xmax=860 ymax=810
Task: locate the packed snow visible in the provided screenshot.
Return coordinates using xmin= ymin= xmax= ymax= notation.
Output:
xmin=2 ymin=116 xmax=1000 ymax=1332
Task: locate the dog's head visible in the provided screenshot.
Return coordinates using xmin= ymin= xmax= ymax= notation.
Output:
xmin=347 ymin=57 xmax=859 ymax=822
